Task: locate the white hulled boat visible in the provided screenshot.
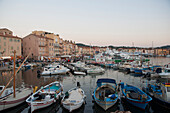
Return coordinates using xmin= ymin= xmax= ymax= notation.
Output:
xmin=26 ymin=81 xmax=63 ymax=112
xmin=62 ymin=83 xmax=86 ymax=112
xmin=41 ymin=63 xmax=70 ymax=75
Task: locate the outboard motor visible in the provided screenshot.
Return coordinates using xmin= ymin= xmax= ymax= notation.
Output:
xmin=156 ymin=68 xmax=162 ymax=73
xmin=77 ymin=82 xmax=81 ymax=88
xmin=37 ymin=70 xmax=41 ymax=77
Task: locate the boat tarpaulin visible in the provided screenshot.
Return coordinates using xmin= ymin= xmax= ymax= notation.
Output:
xmin=97 ymin=78 xmax=116 ymax=87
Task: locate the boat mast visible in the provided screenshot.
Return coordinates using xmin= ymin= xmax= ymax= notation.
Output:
xmin=13 ymin=50 xmax=16 ymax=98
xmin=0 ymin=53 xmax=31 ymax=97
xmin=152 ymin=41 xmax=153 ymax=65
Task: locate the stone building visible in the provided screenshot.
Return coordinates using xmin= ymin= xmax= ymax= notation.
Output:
xmin=0 ymin=28 xmax=22 ymax=57
xmin=23 ymin=34 xmax=54 ymax=60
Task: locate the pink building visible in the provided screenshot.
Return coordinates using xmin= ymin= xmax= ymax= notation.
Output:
xmin=0 ymin=28 xmax=22 ymax=57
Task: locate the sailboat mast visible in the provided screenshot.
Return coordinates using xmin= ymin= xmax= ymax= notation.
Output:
xmin=13 ymin=50 xmax=16 ymax=98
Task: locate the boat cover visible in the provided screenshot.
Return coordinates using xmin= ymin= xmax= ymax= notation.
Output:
xmin=97 ymin=78 xmax=116 ymax=87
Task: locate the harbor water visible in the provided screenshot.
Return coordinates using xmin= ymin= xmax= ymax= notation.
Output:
xmin=0 ymin=58 xmax=170 ymax=113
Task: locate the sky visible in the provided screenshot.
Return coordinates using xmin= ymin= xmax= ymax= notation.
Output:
xmin=0 ymin=0 xmax=170 ymax=47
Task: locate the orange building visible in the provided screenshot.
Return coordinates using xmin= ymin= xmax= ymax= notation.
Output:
xmin=0 ymin=28 xmax=22 ymax=58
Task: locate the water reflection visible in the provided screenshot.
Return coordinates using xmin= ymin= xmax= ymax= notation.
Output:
xmin=92 ymin=101 xmax=120 ymax=113
xmin=1 ymin=58 xmax=170 ymax=113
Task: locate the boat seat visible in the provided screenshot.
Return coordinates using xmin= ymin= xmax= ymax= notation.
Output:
xmin=128 ymin=92 xmax=140 ymax=99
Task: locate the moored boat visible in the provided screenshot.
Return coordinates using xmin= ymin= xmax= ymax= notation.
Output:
xmin=120 ymin=83 xmax=152 ymax=110
xmin=61 ymin=82 xmax=86 ymax=112
xmin=142 ymin=83 xmax=170 ymax=110
xmin=0 ymin=87 xmax=32 ymax=111
xmin=158 ymin=68 xmax=170 ymax=78
xmin=92 ymin=78 xmax=118 ymax=110
xmin=26 ymin=81 xmax=63 ymax=112
xmin=0 ymin=50 xmax=32 ymax=112
xmin=41 ymin=64 xmax=70 ymax=75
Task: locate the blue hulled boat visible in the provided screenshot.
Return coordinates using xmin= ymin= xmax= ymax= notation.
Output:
xmin=142 ymin=83 xmax=170 ymax=110
xmin=92 ymin=78 xmax=118 ymax=110
xmin=120 ymin=83 xmax=152 ymax=110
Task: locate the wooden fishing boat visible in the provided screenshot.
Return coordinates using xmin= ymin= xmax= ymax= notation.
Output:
xmin=120 ymin=83 xmax=152 ymax=110
xmin=0 ymin=50 xmax=32 ymax=111
xmin=158 ymin=68 xmax=170 ymax=78
xmin=26 ymin=81 xmax=63 ymax=112
xmin=61 ymin=82 xmax=86 ymax=112
xmin=0 ymin=87 xmax=32 ymax=111
xmin=142 ymin=83 xmax=170 ymax=110
xmin=92 ymin=78 xmax=118 ymax=110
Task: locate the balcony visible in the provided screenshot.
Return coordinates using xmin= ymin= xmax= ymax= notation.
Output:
xmin=39 ymin=44 xmax=47 ymax=47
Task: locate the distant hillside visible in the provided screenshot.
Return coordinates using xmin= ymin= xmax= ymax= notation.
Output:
xmin=76 ymin=43 xmax=170 ymax=49
xmin=76 ymin=43 xmax=90 ymax=47
xmin=158 ymin=45 xmax=170 ymax=49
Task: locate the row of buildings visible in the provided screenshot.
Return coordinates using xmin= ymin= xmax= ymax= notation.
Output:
xmin=0 ymin=28 xmax=170 ymax=60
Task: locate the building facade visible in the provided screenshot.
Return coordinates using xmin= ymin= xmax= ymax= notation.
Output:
xmin=0 ymin=28 xmax=22 ymax=57
xmin=23 ymin=34 xmax=54 ymax=60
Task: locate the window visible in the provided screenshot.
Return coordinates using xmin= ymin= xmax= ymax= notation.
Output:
xmin=10 ymin=38 xmax=13 ymax=42
xmin=3 ymin=37 xmax=6 ymax=40
xmin=4 ymin=42 xmax=6 ymax=46
xmin=14 ymin=39 xmax=16 ymax=42
xmin=4 ymin=48 xmax=6 ymax=51
xmin=0 ymin=38 xmax=1 ymax=42
xmin=17 ymin=47 xmax=19 ymax=50
xmin=0 ymin=45 xmax=1 ymax=49
xmin=11 ymin=46 xmax=13 ymax=50
xmin=55 ymin=38 xmax=58 ymax=43
xmin=18 ymin=39 xmax=20 ymax=42
xmin=40 ymin=48 xmax=41 ymax=50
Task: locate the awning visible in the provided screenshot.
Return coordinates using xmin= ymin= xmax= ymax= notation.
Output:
xmin=1 ymin=56 xmax=11 ymax=59
xmin=61 ymin=55 xmax=71 ymax=58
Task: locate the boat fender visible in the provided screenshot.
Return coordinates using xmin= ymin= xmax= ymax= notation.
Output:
xmin=56 ymin=90 xmax=60 ymax=94
xmin=61 ymin=87 xmax=63 ymax=91
xmin=45 ymin=95 xmax=51 ymax=101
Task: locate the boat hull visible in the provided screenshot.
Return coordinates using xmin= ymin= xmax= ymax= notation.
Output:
xmin=142 ymin=88 xmax=170 ymax=110
xmin=95 ymin=98 xmax=118 ymax=110
xmin=149 ymin=94 xmax=170 ymax=110
xmin=41 ymin=69 xmax=70 ymax=75
xmin=0 ymin=88 xmax=31 ymax=111
xmin=31 ymin=99 xmax=55 ymax=112
xmin=125 ymin=97 xmax=149 ymax=110
xmin=62 ymin=101 xmax=84 ymax=112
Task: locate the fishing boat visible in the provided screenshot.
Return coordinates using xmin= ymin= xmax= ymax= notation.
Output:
xmin=0 ymin=87 xmax=32 ymax=111
xmin=158 ymin=68 xmax=170 ymax=78
xmin=0 ymin=50 xmax=32 ymax=111
xmin=120 ymin=82 xmax=152 ymax=110
xmin=142 ymin=83 xmax=170 ymax=110
xmin=41 ymin=64 xmax=70 ymax=75
xmin=134 ymin=68 xmax=143 ymax=75
xmin=92 ymin=78 xmax=118 ymax=110
xmin=61 ymin=82 xmax=86 ymax=112
xmin=0 ymin=86 xmax=13 ymax=99
xmin=86 ymin=66 xmax=105 ymax=74
xmin=26 ymin=81 xmax=63 ymax=112
xmin=73 ymin=71 xmax=86 ymax=75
